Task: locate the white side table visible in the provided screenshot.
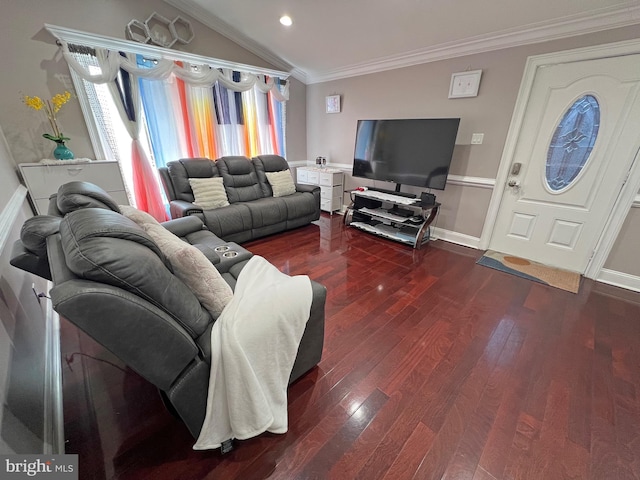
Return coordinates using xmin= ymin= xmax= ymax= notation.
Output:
xmin=296 ymin=166 xmax=344 ymax=214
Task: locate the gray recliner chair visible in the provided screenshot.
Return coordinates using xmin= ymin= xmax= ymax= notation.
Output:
xmin=10 ymin=181 xmax=326 ymax=439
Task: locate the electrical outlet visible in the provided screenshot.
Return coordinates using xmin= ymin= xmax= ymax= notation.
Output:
xmin=471 ymin=133 xmax=484 ymax=145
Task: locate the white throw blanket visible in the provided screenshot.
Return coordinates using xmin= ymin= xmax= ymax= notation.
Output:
xmin=193 ymin=255 xmax=313 ymax=450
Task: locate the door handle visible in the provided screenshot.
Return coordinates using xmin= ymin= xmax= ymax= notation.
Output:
xmin=508 ymin=179 xmax=519 ymax=187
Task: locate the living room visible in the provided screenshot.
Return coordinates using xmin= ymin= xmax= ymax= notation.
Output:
xmin=1 ymin=0 xmax=640 ymax=478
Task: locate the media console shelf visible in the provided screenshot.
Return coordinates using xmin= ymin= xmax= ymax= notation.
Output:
xmin=344 ymin=190 xmax=440 ymax=249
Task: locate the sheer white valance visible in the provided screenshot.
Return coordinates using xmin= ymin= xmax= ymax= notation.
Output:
xmin=61 ymin=42 xmax=289 ymax=102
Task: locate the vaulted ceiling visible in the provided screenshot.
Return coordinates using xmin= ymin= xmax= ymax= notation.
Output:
xmin=164 ymin=0 xmax=640 ymax=83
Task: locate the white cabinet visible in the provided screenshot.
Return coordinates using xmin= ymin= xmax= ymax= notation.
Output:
xmin=296 ymin=166 xmax=344 ymax=213
xmin=19 ymin=160 xmax=128 ymax=214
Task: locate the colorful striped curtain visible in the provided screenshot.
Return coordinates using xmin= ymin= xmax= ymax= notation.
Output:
xmin=64 ymin=45 xmax=287 ymax=219
xmin=109 ymin=55 xmax=167 ymax=221
xmin=138 ymin=60 xmax=286 ymax=167
xmin=138 ymin=57 xmax=189 ymax=168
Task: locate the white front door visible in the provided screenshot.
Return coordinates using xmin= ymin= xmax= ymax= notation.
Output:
xmin=489 ymin=54 xmax=640 ymax=273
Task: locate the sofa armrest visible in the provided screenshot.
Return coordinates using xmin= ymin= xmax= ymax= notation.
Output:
xmin=170 ymin=200 xmax=203 ymax=218
xmin=161 ymin=216 xmax=206 ymax=237
xmin=295 ymin=183 xmax=320 ymax=194
xmin=10 ymin=239 xmax=52 ymax=280
xmin=51 ymin=279 xmax=199 ymax=390
xmin=295 ymin=183 xmax=321 ymax=216
xmin=289 ymin=280 xmax=326 ymax=383
xmin=162 ymin=215 xmax=227 ymax=265
xmin=158 ymin=166 xmax=177 ymax=201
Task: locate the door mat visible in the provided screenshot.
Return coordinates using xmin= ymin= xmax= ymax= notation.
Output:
xmin=476 ymin=250 xmax=581 ymax=293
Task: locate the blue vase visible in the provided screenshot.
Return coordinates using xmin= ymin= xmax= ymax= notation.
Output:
xmin=53 ymin=142 xmax=74 ymax=160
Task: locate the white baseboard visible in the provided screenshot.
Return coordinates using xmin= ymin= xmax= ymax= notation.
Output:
xmin=43 ymin=296 xmax=64 ymax=454
xmin=430 ymin=227 xmax=481 ymax=249
xmin=1 ymin=185 xmax=65 ymax=454
xmin=287 ymin=160 xmax=308 ymax=168
xmin=596 ymin=268 xmax=640 ymax=293
xmin=0 ymin=185 xmax=27 ymax=253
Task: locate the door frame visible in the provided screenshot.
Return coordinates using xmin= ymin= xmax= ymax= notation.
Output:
xmin=479 ymin=38 xmax=640 ymax=279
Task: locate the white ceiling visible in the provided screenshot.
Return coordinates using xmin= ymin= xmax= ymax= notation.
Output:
xmin=165 ymin=0 xmax=640 ymax=83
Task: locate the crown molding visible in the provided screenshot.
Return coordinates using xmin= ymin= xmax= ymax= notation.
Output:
xmin=163 ymin=1 xmax=640 ymax=85
xmin=288 ymin=67 xmax=308 ymax=85
xmin=307 ymin=4 xmax=640 ymax=83
xmin=164 ymin=0 xmax=640 ymax=85
xmin=162 ymin=0 xmax=299 ymax=78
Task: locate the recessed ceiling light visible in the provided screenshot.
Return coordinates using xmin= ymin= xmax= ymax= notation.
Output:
xmin=279 ymin=15 xmax=293 ymax=26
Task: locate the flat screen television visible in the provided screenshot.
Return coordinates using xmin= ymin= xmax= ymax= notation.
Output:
xmin=352 ymin=118 xmax=460 ymax=191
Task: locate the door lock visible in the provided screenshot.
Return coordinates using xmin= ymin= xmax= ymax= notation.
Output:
xmin=511 ymin=162 xmax=522 ymax=175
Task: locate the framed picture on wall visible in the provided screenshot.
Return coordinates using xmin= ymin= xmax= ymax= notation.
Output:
xmin=449 ymin=70 xmax=482 ymax=98
xmin=326 ymin=95 xmax=341 ymax=113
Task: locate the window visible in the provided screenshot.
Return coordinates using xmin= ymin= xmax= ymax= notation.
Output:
xmin=546 ymin=94 xmax=600 ymax=192
xmin=69 ymin=50 xmax=155 ymax=205
xmin=61 ymin=36 xmax=288 ymax=218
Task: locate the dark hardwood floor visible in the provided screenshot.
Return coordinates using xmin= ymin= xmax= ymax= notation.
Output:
xmin=60 ymin=213 xmax=640 ymax=479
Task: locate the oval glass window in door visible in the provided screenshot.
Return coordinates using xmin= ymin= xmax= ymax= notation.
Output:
xmin=545 ymin=94 xmax=600 ymax=191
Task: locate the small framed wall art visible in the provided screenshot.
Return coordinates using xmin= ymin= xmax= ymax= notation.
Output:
xmin=326 ymin=94 xmax=341 ymax=113
xmin=448 ymin=70 xmax=482 ymax=98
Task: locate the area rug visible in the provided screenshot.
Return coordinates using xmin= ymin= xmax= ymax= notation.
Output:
xmin=476 ymin=250 xmax=581 ymax=293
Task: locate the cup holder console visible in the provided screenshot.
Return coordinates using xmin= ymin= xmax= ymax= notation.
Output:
xmin=215 ymin=244 xmax=240 ymax=258
xmin=212 ymin=242 xmax=251 ymax=272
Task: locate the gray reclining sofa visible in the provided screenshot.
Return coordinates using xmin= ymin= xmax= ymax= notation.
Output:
xmin=159 ymin=155 xmax=321 ymax=243
xmin=10 ymin=181 xmax=326 ymax=439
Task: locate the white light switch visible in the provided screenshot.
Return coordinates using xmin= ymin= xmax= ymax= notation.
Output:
xmin=471 ymin=133 xmax=484 ymax=145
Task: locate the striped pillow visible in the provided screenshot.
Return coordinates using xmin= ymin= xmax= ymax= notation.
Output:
xmin=189 ymin=177 xmax=229 ymax=209
xmin=265 ymin=169 xmax=296 ymax=197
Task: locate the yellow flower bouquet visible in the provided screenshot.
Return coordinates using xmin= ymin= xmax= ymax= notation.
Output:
xmin=23 ymin=91 xmax=75 ymax=159
xmin=23 ymin=91 xmax=72 ymax=142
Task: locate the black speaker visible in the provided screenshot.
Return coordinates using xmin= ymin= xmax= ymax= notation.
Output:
xmin=420 ymin=192 xmax=436 ymax=206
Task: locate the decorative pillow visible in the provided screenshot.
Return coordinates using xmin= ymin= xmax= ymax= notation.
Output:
xmin=119 ymin=205 xmax=160 ymax=228
xmin=120 ymin=204 xmax=233 ymax=317
xmin=265 ymin=169 xmax=296 ymax=198
xmin=145 ymin=223 xmax=233 ymax=317
xmin=166 ymin=246 xmax=233 ymax=317
xmin=189 ymin=177 xmax=229 ymax=209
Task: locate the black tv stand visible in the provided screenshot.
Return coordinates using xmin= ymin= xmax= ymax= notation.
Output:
xmin=344 ymin=190 xmax=440 ymax=249
xmin=387 ymin=206 xmax=414 ymax=217
xmin=368 ymin=186 xmax=416 ymax=199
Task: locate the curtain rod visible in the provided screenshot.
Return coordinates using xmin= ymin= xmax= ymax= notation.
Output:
xmin=45 ymin=24 xmax=291 ymax=80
